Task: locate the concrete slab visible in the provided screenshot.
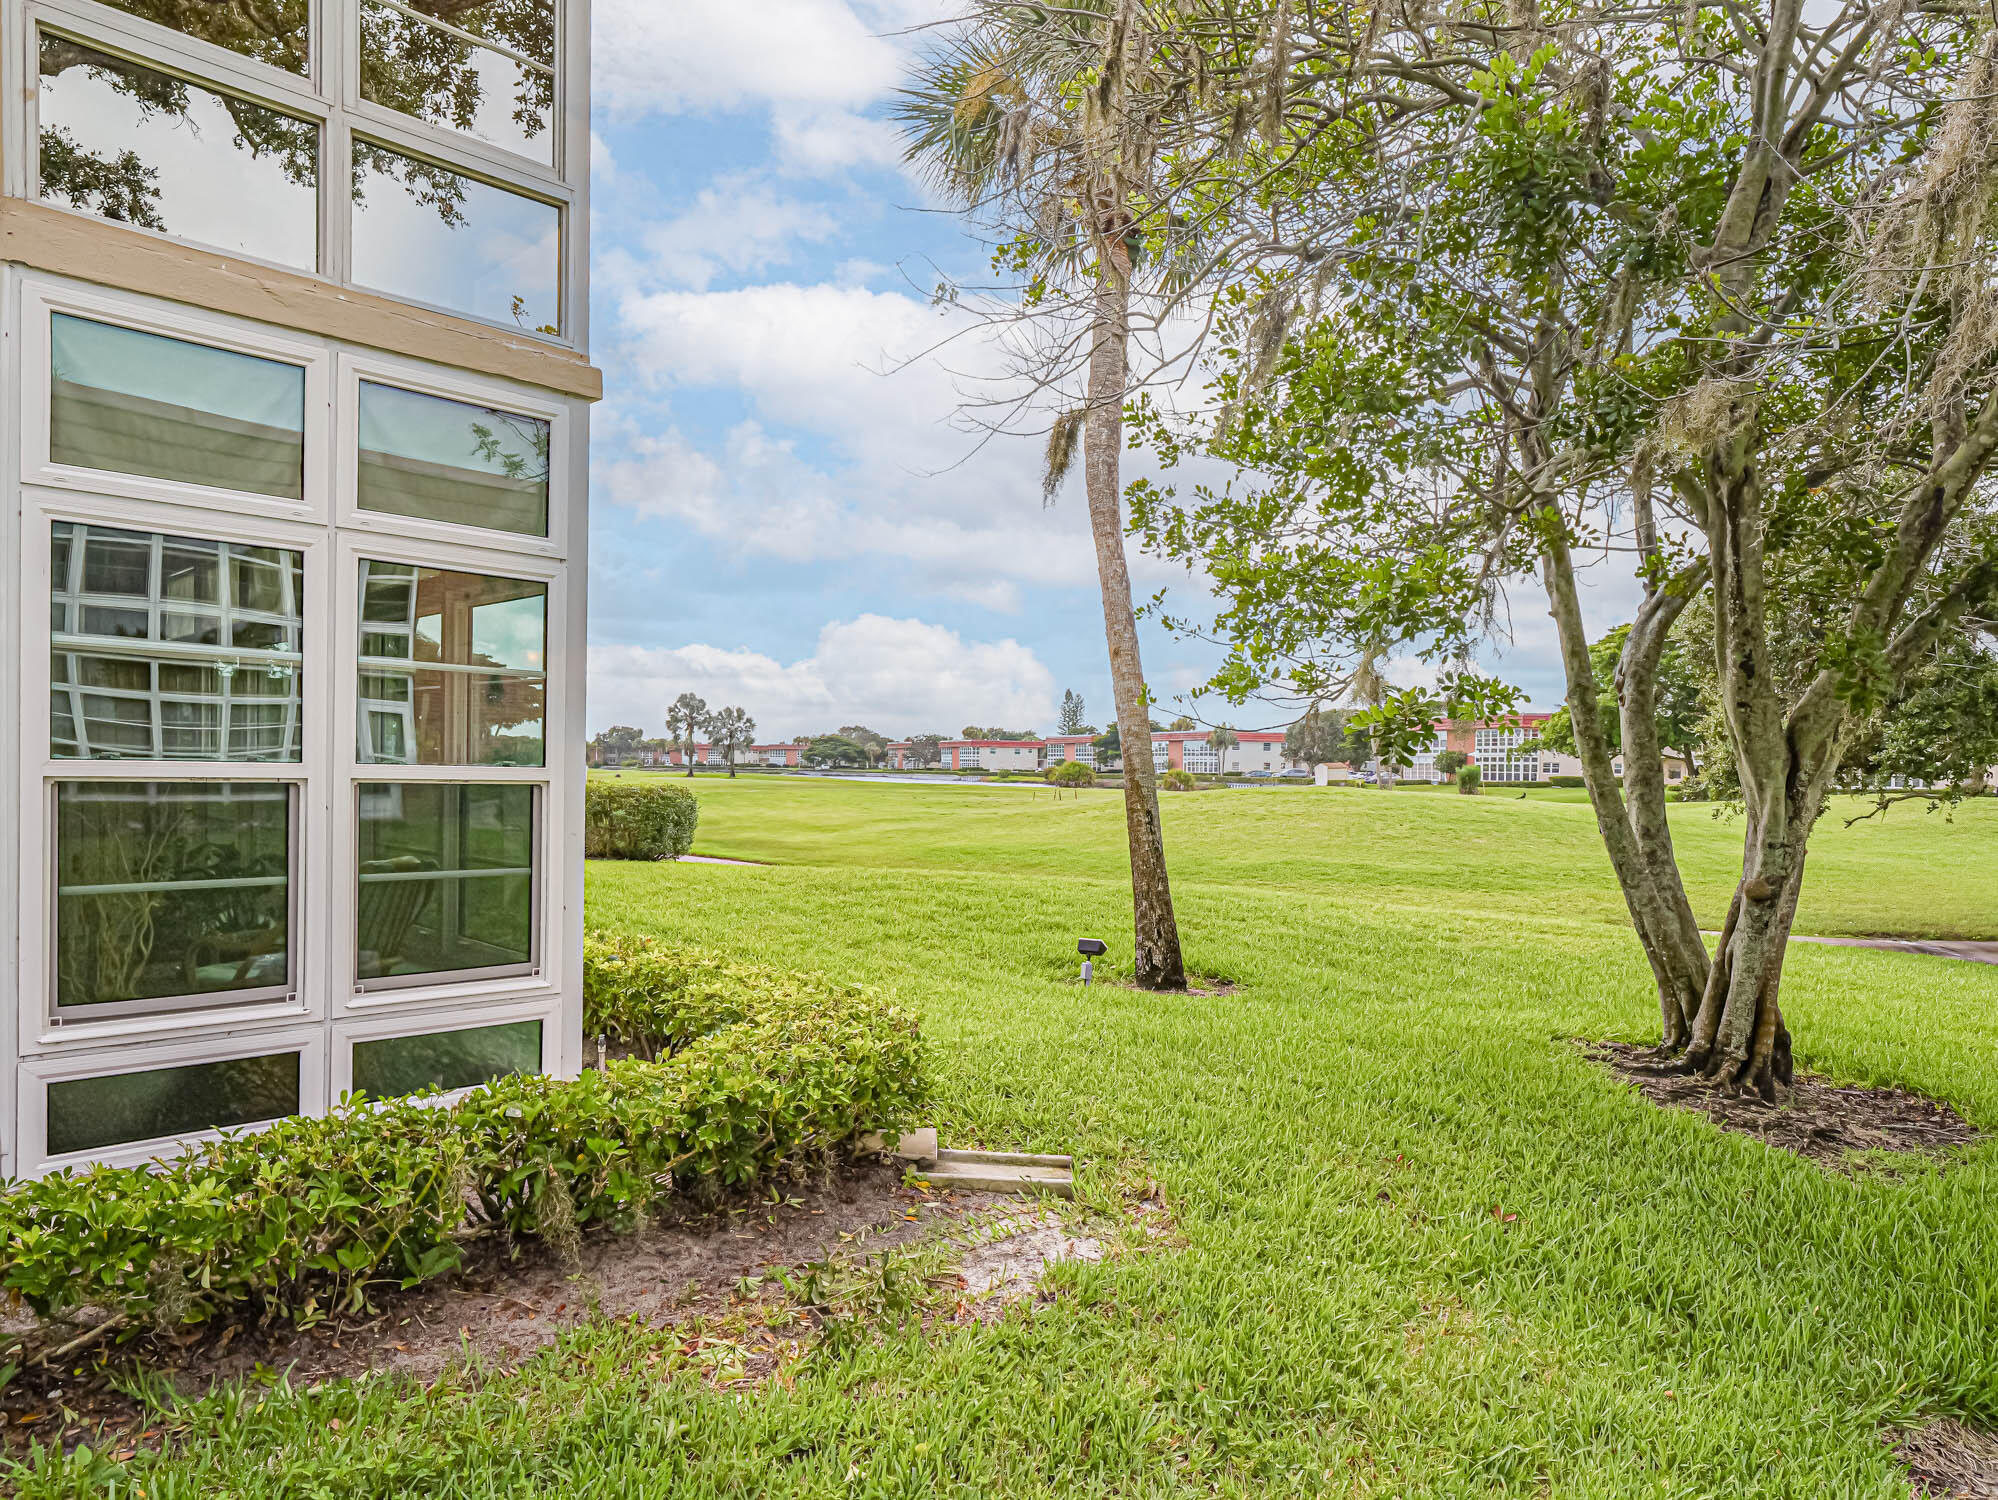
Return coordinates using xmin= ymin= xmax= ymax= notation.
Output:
xmin=918 ymin=1149 xmax=1076 ymax=1199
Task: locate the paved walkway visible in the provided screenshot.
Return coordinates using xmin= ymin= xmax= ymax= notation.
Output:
xmin=1790 ymin=935 xmax=1998 ymax=964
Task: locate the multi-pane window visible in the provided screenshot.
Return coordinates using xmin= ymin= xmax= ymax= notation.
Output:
xmin=351 ymin=144 xmax=562 ymax=331
xmin=90 ymin=0 xmax=312 ymax=72
xmin=47 ymin=1050 xmax=302 ymax=1157
xmin=351 ymin=1018 xmax=541 ymax=1097
xmin=357 ymin=381 xmax=550 ymax=536
xmin=51 ymin=522 xmax=305 ymax=762
xmin=1474 ymin=727 xmax=1540 ymax=784
xmin=355 ymin=782 xmax=536 ymax=984
xmin=54 ymin=780 xmax=295 ymax=1016
xmin=29 ymin=2 xmax=575 ymax=341
xmin=38 ymin=34 xmax=319 ymax=271
xmin=356 ymin=562 xmax=546 ymax=766
xmin=360 ymin=0 xmax=557 ymax=165
xmin=51 ymin=315 xmax=309 ymax=499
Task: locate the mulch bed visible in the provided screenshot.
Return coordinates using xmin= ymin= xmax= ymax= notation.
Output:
xmin=1895 ymin=1418 xmax=1998 ymax=1499
xmin=0 ymin=1162 xmax=1003 ymax=1460
xmin=1589 ymin=1042 xmax=1981 ymax=1167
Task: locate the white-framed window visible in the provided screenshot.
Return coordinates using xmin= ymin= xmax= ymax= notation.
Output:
xmin=1474 ymin=726 xmax=1540 ymax=784
xmin=8 ymin=272 xmax=585 ymax=1175
xmin=15 ymin=0 xmax=586 ymax=345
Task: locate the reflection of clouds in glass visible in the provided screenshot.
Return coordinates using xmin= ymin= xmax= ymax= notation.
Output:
xmin=53 ymin=315 xmax=304 ymax=435
xmin=38 ymin=54 xmax=317 ymax=270
xmin=351 ymin=145 xmax=559 ymax=331
xmin=359 ymin=382 xmax=545 ymax=479
xmin=472 ymin=595 xmax=544 ymax=670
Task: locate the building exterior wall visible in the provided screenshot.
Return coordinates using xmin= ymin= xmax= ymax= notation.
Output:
xmin=2 ymin=0 xmax=599 ymax=1176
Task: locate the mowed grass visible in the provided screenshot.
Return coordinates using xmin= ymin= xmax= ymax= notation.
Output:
xmin=15 ymin=777 xmax=1998 ymax=1498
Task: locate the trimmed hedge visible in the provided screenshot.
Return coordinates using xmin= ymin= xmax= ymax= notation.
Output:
xmin=1548 ymin=775 xmax=1585 ymax=788
xmin=0 ymin=939 xmax=927 ymax=1360
xmin=584 ymin=779 xmax=698 ymax=860
xmin=1046 ymin=761 xmax=1095 ymax=787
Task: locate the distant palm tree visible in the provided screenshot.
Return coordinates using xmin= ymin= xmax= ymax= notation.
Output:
xmin=897 ymin=0 xmax=1201 ymax=989
xmin=709 ymin=706 xmax=756 ymax=778
xmin=1208 ymin=724 xmax=1239 ymax=771
xmin=666 ymin=693 xmax=708 ymax=778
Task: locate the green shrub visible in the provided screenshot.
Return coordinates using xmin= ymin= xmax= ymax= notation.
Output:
xmin=1160 ymin=768 xmax=1199 ymax=791
xmin=1548 ymin=775 xmax=1585 ymax=788
xmin=1456 ymin=766 xmax=1483 ymax=794
xmin=584 ymin=779 xmax=698 ymax=860
xmin=0 ymin=939 xmax=927 ymax=1361
xmin=1046 ymin=760 xmax=1095 ymax=787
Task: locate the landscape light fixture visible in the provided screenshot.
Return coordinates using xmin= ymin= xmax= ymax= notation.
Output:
xmin=1077 ymin=937 xmax=1107 ymax=985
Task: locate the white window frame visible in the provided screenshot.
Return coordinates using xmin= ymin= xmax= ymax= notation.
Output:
xmin=335 ymin=349 xmax=571 ymax=560
xmin=20 ymin=280 xmax=334 ymax=524
xmin=18 ymin=1022 xmax=327 ymax=1175
xmin=331 ymin=991 xmax=555 ymax=1103
xmin=334 ymin=528 xmax=565 ymax=1015
xmin=7 ymin=0 xmax=590 ymax=347
xmin=19 ymin=488 xmax=334 ymax=1056
xmin=5 ymin=271 xmax=588 ymax=1174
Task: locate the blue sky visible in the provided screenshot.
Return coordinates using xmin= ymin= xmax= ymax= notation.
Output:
xmin=581 ymin=2 xmax=1624 ymax=742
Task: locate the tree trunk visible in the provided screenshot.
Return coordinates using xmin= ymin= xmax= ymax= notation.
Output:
xmin=1085 ymin=262 xmax=1186 ymax=991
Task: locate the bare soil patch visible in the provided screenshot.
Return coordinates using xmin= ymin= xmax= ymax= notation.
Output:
xmin=0 ymin=1162 xmax=1004 ymax=1458
xmin=1589 ymin=1042 xmax=1981 ymax=1167
xmin=1895 ymin=1418 xmax=1998 ymax=1499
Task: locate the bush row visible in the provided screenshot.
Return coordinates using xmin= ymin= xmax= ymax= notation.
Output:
xmin=583 ymin=779 xmax=699 ymax=860
xmin=0 ymin=939 xmax=927 ymax=1359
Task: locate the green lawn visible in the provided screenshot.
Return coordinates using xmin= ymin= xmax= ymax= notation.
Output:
xmin=18 ymin=779 xmax=1998 ymax=1497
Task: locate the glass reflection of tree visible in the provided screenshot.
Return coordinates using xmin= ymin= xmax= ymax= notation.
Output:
xmin=359 ymin=1 xmax=555 ymax=147
xmin=469 ymin=411 xmax=551 ymax=488
xmin=38 ymin=33 xmax=317 ymax=231
xmin=41 ymin=1 xmax=555 ymax=239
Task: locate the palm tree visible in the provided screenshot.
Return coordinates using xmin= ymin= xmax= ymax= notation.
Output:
xmin=665 ymin=693 xmax=708 ymax=778
xmin=897 ymin=0 xmax=1210 ymax=989
xmin=709 ymin=706 xmax=756 ymax=778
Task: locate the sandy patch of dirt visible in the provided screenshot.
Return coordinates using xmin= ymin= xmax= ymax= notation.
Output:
xmin=948 ymin=1212 xmax=1105 ymax=1321
xmin=1895 ymin=1418 xmax=1998 ymax=1498
xmin=1590 ymin=1043 xmax=1981 ymax=1167
xmin=0 ymin=1162 xmax=1003 ymax=1457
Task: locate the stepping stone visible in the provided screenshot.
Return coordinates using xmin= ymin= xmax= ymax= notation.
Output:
xmin=918 ymin=1148 xmax=1075 ymax=1199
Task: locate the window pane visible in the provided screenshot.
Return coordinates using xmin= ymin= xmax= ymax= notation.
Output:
xmin=55 ymin=781 xmax=293 ymax=1012
xmin=53 ymin=523 xmax=304 ymax=762
xmin=360 ymin=0 xmax=555 ymax=166
xmin=352 ymin=1019 xmax=541 ymax=1098
xmin=357 ymin=382 xmax=550 ymax=536
xmin=89 ymin=0 xmax=309 ymax=74
xmin=356 ymin=562 xmax=545 ymax=765
xmin=50 ymin=315 xmax=307 ymax=499
xmin=351 ymin=141 xmax=559 ymax=332
xmin=39 ymin=35 xmax=318 ymax=270
xmin=48 ymin=1052 xmax=300 ymax=1157
xmin=356 ymin=783 xmax=535 ymax=981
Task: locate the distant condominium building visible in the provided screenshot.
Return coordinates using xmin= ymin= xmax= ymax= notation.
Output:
xmin=936 ymin=739 xmax=1042 ymax=772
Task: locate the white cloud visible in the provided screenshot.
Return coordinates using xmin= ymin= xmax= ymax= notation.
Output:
xmin=638 ymin=177 xmax=844 ymax=290
xmin=587 ymin=614 xmax=1057 ymax=737
xmin=771 ymin=108 xmax=908 ymax=173
xmin=591 ymin=0 xmax=942 ymax=119
xmin=595 ymin=279 xmax=1215 ymax=608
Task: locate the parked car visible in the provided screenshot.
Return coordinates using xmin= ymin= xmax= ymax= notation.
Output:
xmin=1281 ymin=768 xmax=1311 ymax=779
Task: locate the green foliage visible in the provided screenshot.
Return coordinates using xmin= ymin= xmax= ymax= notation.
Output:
xmin=1535 ymin=624 xmax=1705 ymax=764
xmin=1057 ymin=690 xmax=1087 ymax=736
xmin=0 ymin=937 xmax=928 ymax=1360
xmin=582 ymin=779 xmax=698 ymax=861
xmin=1456 ymin=766 xmax=1483 ymax=795
xmin=805 ymin=735 xmax=869 ymax=768
xmin=1160 ymin=768 xmax=1199 ymax=791
xmin=1046 ymin=760 xmax=1096 ymax=787
xmin=1434 ymin=749 xmax=1468 ymax=778
xmin=1548 ymin=775 xmax=1586 ymax=788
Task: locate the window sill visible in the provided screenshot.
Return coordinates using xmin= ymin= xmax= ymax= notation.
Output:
xmin=1 ymin=199 xmax=603 ymax=401
xmin=34 ymin=997 xmax=312 ymax=1050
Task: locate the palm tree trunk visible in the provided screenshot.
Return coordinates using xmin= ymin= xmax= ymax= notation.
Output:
xmin=1085 ymin=262 xmax=1186 ymax=991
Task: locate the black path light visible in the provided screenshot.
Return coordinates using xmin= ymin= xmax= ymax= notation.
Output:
xmin=1077 ymin=937 xmax=1107 ymax=985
